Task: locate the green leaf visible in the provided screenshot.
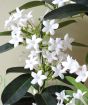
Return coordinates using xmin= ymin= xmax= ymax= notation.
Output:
xmin=65 ymin=90 xmax=74 ymax=95
xmin=72 ymin=0 xmax=88 ymax=7
xmin=59 ymin=20 xmax=76 ymax=28
xmin=0 ymin=43 xmax=14 ymax=53
xmin=14 ymin=92 xmax=34 ymax=105
xmin=10 ymin=1 xmax=45 ymax=14
xmin=43 ymin=85 xmax=71 ymax=94
xmin=85 ymin=53 xmax=88 ymax=64
xmin=6 ymin=67 xmax=30 ymax=74
xmin=66 ymin=76 xmax=88 ymax=98
xmin=44 ymin=4 xmax=88 ymax=20
xmin=0 ymin=31 xmax=11 ymax=36
xmin=24 ymin=92 xmax=33 ymax=98
xmin=72 ymin=42 xmax=88 ymax=47
xmin=35 ymin=92 xmax=57 ymax=105
xmin=57 ymin=72 xmax=77 ymax=86
xmin=43 ymin=0 xmax=53 ymax=5
xmin=1 ymin=74 xmax=32 ymax=105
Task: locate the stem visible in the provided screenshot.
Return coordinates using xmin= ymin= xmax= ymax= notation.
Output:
xmin=81 ymin=97 xmax=87 ymax=105
xmin=72 ymin=14 xmax=85 ymax=19
xmin=44 ymin=3 xmax=53 ymax=10
xmin=39 ymin=21 xmax=45 ymax=71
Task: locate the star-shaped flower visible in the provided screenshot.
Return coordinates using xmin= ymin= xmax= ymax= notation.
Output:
xmin=62 ymin=55 xmax=80 ymax=73
xmin=26 ymin=11 xmax=33 ymax=20
xmin=26 ymin=34 xmax=42 ymax=51
xmin=9 ymin=34 xmax=23 ymax=47
xmin=55 ymin=90 xmax=70 ymax=104
xmin=11 ymin=26 xmax=21 ymax=36
xmin=5 ymin=15 xmax=14 ymax=28
xmin=73 ymin=89 xmax=87 ymax=105
xmin=25 ymin=57 xmax=39 ymax=70
xmin=28 ymin=50 xmax=40 ymax=59
xmin=42 ymin=19 xmax=59 ymax=35
xmin=75 ymin=65 xmax=88 ymax=82
xmin=73 ymin=89 xmax=86 ymax=100
xmin=48 ymin=37 xmax=63 ymax=53
xmin=43 ymin=50 xmax=58 ymax=63
xmin=13 ymin=7 xmax=24 ymax=20
xmin=31 ymin=70 xmax=47 ymax=87
xmin=62 ymin=34 xmax=74 ymax=51
xmin=52 ymin=64 xmax=65 ymax=79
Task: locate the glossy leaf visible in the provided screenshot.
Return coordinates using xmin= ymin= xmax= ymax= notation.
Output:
xmin=43 ymin=0 xmax=52 ymax=3
xmin=24 ymin=92 xmax=33 ymax=98
xmin=10 ymin=1 xmax=45 ymax=14
xmin=0 ymin=31 xmax=11 ymax=36
xmin=65 ymin=90 xmax=74 ymax=95
xmin=35 ymin=94 xmax=48 ymax=105
xmin=1 ymin=74 xmax=32 ymax=105
xmin=72 ymin=42 xmax=88 ymax=47
xmin=66 ymin=76 xmax=88 ymax=98
xmin=35 ymin=92 xmax=57 ymax=105
xmin=43 ymin=85 xmax=71 ymax=94
xmin=59 ymin=20 xmax=76 ymax=28
xmin=6 ymin=67 xmax=30 ymax=74
xmin=85 ymin=53 xmax=88 ymax=64
xmin=44 ymin=4 xmax=88 ymax=20
xmin=0 ymin=43 xmax=14 ymax=53
xmin=72 ymin=0 xmax=88 ymax=6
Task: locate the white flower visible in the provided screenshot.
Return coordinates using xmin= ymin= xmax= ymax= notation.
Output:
xmin=26 ymin=34 xmax=42 ymax=50
xmin=31 ymin=70 xmax=47 ymax=87
xmin=73 ymin=90 xmax=87 ymax=105
xmin=43 ymin=51 xmax=58 ymax=63
xmin=5 ymin=15 xmax=14 ymax=28
xmin=42 ymin=19 xmax=59 ymax=35
xmin=73 ymin=89 xmax=86 ymax=100
xmin=18 ymin=18 xmax=28 ymax=27
xmin=18 ymin=11 xmax=33 ymax=26
xmin=62 ymin=55 xmax=80 ymax=73
xmin=9 ymin=34 xmax=23 ymax=47
xmin=75 ymin=65 xmax=88 ymax=82
xmin=62 ymin=34 xmax=74 ymax=51
xmin=66 ymin=98 xmax=75 ymax=105
xmin=57 ymin=51 xmax=67 ymax=62
xmin=25 ymin=57 xmax=39 ymax=70
xmin=55 ymin=90 xmax=70 ymax=104
xmin=11 ymin=26 xmax=21 ymax=35
xmin=32 ymin=103 xmax=37 ymax=105
xmin=57 ymin=101 xmax=64 ymax=105
xmin=28 ymin=50 xmax=40 ymax=59
xmin=26 ymin=11 xmax=33 ymax=20
xmin=52 ymin=0 xmax=70 ymax=7
xmin=52 ymin=64 xmax=64 ymax=79
xmin=48 ymin=37 xmax=63 ymax=53
xmin=13 ymin=7 xmax=24 ymax=20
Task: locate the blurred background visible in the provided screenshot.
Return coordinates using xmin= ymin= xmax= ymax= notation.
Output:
xmin=0 ymin=0 xmax=88 ymax=104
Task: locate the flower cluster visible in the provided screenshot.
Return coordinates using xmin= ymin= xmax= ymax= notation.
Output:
xmin=5 ymin=5 xmax=88 ymax=105
xmin=55 ymin=89 xmax=87 ymax=105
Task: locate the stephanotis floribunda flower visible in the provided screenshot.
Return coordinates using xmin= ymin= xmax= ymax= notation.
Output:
xmin=2 ymin=2 xmax=88 ymax=104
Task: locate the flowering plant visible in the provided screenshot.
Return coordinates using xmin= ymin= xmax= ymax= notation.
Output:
xmin=1 ymin=0 xmax=88 ymax=105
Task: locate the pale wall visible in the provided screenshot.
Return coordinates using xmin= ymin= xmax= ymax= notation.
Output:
xmin=0 ymin=0 xmax=88 ymax=105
